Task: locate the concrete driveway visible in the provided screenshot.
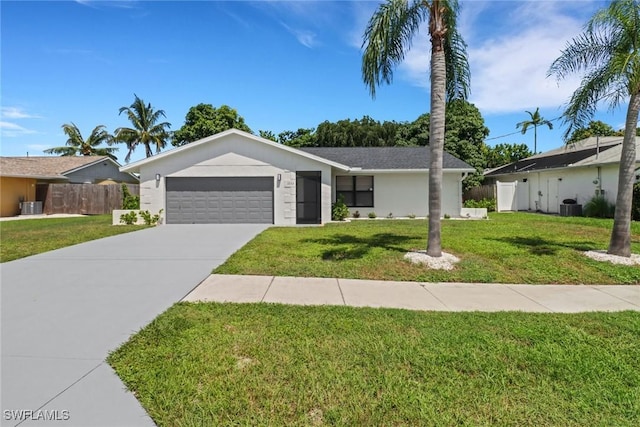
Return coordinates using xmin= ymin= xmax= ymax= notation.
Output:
xmin=1 ymin=224 xmax=268 ymax=427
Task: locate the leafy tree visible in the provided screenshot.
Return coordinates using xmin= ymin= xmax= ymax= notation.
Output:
xmin=44 ymin=123 xmax=117 ymax=160
xmin=548 ymin=0 xmax=640 ymax=257
xmin=444 ymin=99 xmax=489 ymax=188
xmin=484 ymin=143 xmax=533 ymax=169
xmin=115 ymin=95 xmax=171 ymax=163
xmin=515 ymin=107 xmax=553 ymax=154
xmin=362 ymin=0 xmax=470 ymax=257
xmin=278 ymin=128 xmax=316 ymax=147
xmin=396 ymin=113 xmax=430 ymax=146
xmin=395 ymin=101 xmax=489 ymax=189
xmin=315 ymin=116 xmax=400 ymax=147
xmin=172 ymin=104 xmax=251 ymax=147
xmin=567 ymin=120 xmax=622 ymax=143
xmin=259 ymin=130 xmax=277 ymax=142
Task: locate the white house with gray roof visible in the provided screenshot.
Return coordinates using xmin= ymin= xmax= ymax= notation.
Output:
xmin=120 ymin=129 xmax=475 ymax=225
xmin=484 ymin=136 xmax=640 ymax=213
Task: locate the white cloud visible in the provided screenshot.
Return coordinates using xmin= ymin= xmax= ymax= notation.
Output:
xmin=280 ymin=22 xmax=318 ymax=48
xmin=1 ymin=107 xmax=42 ymax=120
xmin=364 ymin=1 xmax=599 ymax=114
xmin=0 ymin=121 xmax=38 ymax=137
xmin=74 ymin=0 xmax=137 ymax=9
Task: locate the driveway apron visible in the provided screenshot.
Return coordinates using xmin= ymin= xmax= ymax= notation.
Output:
xmin=1 ymin=224 xmax=268 ymax=427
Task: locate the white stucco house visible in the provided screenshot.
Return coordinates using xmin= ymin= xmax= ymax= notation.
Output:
xmin=119 ymin=129 xmax=475 ymax=225
xmin=484 ymin=136 xmax=640 ymax=213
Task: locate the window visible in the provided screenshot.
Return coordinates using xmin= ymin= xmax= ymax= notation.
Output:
xmin=336 ymin=176 xmax=373 ymax=207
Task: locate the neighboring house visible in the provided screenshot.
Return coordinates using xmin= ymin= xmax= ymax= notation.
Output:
xmin=484 ymin=136 xmax=640 ymax=213
xmin=119 ymin=128 xmax=475 ymax=225
xmin=0 ymin=156 xmax=138 ymax=217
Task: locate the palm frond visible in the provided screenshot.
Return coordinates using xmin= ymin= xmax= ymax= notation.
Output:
xmin=442 ymin=0 xmax=470 ymax=100
xmin=43 ymin=146 xmax=77 ymax=156
xmin=361 ymin=0 xmax=425 ymax=98
xmin=115 ymin=94 xmax=171 ymax=161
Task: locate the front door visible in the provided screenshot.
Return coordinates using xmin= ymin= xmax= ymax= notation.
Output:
xmin=296 ymin=172 xmax=321 ymax=224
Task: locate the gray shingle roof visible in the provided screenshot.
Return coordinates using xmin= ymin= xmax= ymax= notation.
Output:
xmin=0 ymin=156 xmax=110 ymax=179
xmin=299 ymin=147 xmax=473 ymax=170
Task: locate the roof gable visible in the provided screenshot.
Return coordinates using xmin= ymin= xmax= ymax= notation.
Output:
xmin=120 ymin=129 xmax=350 ymax=172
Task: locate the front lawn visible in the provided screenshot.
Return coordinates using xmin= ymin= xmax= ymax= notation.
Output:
xmin=109 ymin=303 xmax=640 ymax=426
xmin=0 ymin=215 xmax=145 ymax=262
xmin=215 ymin=213 xmax=640 ymax=284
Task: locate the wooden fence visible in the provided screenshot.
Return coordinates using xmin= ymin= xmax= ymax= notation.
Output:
xmin=463 ymin=184 xmax=496 ymax=202
xmin=38 ymin=183 xmax=139 ymax=215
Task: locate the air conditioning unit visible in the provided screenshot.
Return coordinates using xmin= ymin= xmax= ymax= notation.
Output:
xmin=560 ymin=204 xmax=583 ymax=217
xmin=20 ymin=201 xmax=43 ymax=215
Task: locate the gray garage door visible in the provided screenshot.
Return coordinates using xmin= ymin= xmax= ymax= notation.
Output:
xmin=166 ymin=177 xmax=274 ymax=224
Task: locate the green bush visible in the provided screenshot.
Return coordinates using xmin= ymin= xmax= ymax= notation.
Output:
xmin=122 ymin=184 xmax=140 ymax=210
xmin=633 ymin=182 xmax=640 ymax=221
xmin=584 ymin=195 xmax=615 ymax=218
xmin=368 ymin=211 xmax=377 ymax=219
xmin=139 ymin=209 xmax=163 ymax=226
xmin=464 ymin=198 xmax=496 ymax=212
xmin=331 ymin=195 xmax=350 ymax=221
xmin=119 ymin=211 xmax=138 ymax=225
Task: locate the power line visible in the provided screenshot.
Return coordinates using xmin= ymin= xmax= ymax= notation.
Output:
xmin=485 ymin=116 xmax=563 ymax=142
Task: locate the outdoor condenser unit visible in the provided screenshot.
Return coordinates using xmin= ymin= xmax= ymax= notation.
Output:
xmin=20 ymin=201 xmax=43 ymax=215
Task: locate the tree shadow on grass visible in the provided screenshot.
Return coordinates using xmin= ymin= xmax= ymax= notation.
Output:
xmin=302 ymin=233 xmax=415 ymax=261
xmin=492 ymin=236 xmax=599 ymax=255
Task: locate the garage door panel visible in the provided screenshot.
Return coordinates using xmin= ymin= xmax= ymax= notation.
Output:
xmin=166 ymin=177 xmax=273 ymax=224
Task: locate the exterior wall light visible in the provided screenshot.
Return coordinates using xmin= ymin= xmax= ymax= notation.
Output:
xmin=277 ymin=173 xmax=282 ymax=182
xmin=155 ymin=173 xmax=161 ymax=182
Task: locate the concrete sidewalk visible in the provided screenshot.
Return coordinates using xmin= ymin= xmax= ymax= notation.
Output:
xmin=184 ymin=275 xmax=640 ymax=313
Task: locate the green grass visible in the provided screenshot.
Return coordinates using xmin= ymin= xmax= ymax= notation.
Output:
xmin=0 ymin=215 xmax=146 ymax=262
xmin=109 ymin=303 xmax=640 ymax=426
xmin=215 ymin=213 xmax=640 ymax=284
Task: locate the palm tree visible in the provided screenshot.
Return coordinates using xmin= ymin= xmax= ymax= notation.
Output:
xmin=44 ymin=123 xmax=117 ymax=160
xmin=515 ymin=107 xmax=553 ymax=154
xmin=548 ymin=0 xmax=640 ymax=257
xmin=115 ymin=94 xmax=171 ymax=162
xmin=362 ymin=0 xmax=470 ymax=257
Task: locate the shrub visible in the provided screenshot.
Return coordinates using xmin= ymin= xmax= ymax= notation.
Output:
xmin=352 ymin=210 xmax=361 ymax=219
xmin=633 ymin=182 xmax=640 ymax=221
xmin=464 ymin=198 xmax=496 ymax=212
xmin=444 ymin=213 xmax=451 ymax=219
xmin=387 ymin=212 xmax=393 ymax=219
xmin=119 ymin=211 xmax=138 ymax=225
xmin=139 ymin=209 xmax=163 ymax=226
xmin=584 ymin=195 xmax=615 ymax=218
xmin=408 ymin=213 xmax=416 ymax=219
xmin=368 ymin=211 xmax=377 ymax=219
xmin=122 ymin=184 xmax=140 ymax=210
xmin=331 ymin=195 xmax=350 ymax=221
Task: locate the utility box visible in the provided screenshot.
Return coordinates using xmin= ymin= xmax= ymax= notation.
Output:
xmin=20 ymin=201 xmax=43 ymax=215
xmin=560 ymin=204 xmax=582 ymax=217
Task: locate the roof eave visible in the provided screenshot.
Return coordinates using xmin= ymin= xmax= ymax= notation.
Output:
xmin=0 ymin=174 xmax=69 ymax=180
xmin=344 ymin=167 xmax=475 ymax=174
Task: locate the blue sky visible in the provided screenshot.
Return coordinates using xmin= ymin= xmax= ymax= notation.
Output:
xmin=1 ymin=0 xmax=633 ymax=164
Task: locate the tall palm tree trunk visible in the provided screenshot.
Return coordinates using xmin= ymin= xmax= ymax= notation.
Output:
xmin=427 ymin=46 xmax=446 ymax=257
xmin=608 ymin=91 xmax=640 ymax=256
